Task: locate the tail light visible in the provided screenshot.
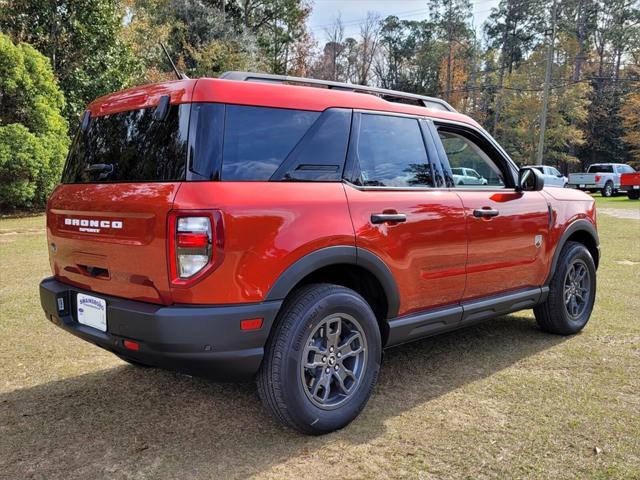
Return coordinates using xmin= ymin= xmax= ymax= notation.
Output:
xmin=595 ymin=175 xmax=601 ymax=182
xmin=168 ymin=210 xmax=224 ymax=287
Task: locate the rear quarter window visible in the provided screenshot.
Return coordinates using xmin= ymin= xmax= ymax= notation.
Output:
xmin=221 ymin=106 xmax=320 ymax=181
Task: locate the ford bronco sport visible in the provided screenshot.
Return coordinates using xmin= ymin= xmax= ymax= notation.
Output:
xmin=40 ymin=72 xmax=600 ymax=434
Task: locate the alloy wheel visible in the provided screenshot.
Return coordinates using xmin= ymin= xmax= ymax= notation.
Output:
xmin=564 ymin=259 xmax=590 ymax=319
xmin=300 ymin=313 xmax=368 ymax=409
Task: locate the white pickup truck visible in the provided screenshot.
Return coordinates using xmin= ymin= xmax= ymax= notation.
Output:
xmin=568 ymin=163 xmax=636 ymax=197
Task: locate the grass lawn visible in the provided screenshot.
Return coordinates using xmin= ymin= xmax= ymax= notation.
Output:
xmin=1 ymin=209 xmax=639 ymax=479
xmin=594 ymin=193 xmax=640 ymax=210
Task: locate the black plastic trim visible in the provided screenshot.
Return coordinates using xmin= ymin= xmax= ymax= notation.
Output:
xmin=40 ymin=277 xmax=281 ymax=379
xmin=386 ymin=287 xmax=548 ymax=347
xmin=264 ymin=246 xmax=400 ymax=319
xmin=153 ymin=95 xmax=171 ymax=120
xmin=544 ymin=219 xmax=600 ymax=286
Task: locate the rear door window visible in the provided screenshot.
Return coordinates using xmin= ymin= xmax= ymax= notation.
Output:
xmin=221 ymin=106 xmax=319 ymax=181
xmin=350 ymin=113 xmax=434 ymax=187
xmin=62 ymin=104 xmax=189 ymax=183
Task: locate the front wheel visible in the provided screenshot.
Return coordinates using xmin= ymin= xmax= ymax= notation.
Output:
xmin=601 ymin=181 xmax=614 ymax=197
xmin=534 ymin=242 xmax=596 ymax=335
xmin=257 ymin=284 xmax=381 ymax=435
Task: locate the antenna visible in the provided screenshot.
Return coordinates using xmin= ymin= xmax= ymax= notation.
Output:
xmin=160 ymin=42 xmax=188 ymax=80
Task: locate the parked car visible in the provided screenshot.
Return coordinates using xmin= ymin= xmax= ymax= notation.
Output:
xmin=39 ymin=72 xmax=600 ymax=435
xmin=451 ymin=167 xmax=488 ymax=185
xmin=621 ymin=172 xmax=640 ymax=199
xmin=568 ymin=163 xmax=636 ymax=197
xmin=524 ymin=165 xmax=568 ymax=188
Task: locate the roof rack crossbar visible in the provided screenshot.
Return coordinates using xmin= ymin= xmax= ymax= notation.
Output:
xmin=219 ymin=71 xmax=456 ymax=112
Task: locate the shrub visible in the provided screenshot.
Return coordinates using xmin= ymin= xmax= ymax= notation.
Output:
xmin=0 ymin=33 xmax=69 ymax=212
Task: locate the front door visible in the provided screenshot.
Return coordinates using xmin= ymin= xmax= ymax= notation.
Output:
xmin=343 ymin=112 xmax=467 ymax=316
xmin=434 ymin=126 xmax=550 ymax=300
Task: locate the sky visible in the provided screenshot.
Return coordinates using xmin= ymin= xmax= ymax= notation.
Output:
xmin=308 ymin=0 xmax=500 ymax=41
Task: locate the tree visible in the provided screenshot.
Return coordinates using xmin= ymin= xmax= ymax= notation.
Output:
xmin=578 ymin=0 xmax=640 ymax=167
xmin=354 ymin=12 xmax=381 ymax=85
xmin=0 ymin=34 xmax=69 ymax=211
xmin=247 ymin=0 xmax=313 ymax=74
xmin=484 ymin=0 xmax=545 ymax=133
xmin=0 ymin=0 xmax=141 ymax=126
xmin=429 ymin=0 xmax=474 ymax=103
xmin=497 ymin=46 xmax=590 ymax=169
xmin=620 ymin=87 xmax=640 ymax=167
xmin=125 ymin=0 xmax=264 ymax=80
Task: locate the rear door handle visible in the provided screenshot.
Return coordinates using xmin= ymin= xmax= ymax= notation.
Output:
xmin=473 ymin=208 xmax=499 ymax=218
xmin=371 ymin=213 xmax=407 ymax=224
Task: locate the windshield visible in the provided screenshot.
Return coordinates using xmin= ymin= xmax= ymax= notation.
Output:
xmin=62 ymin=104 xmax=189 ymax=183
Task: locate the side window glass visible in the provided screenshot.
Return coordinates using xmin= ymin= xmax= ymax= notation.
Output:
xmin=273 ymin=109 xmax=351 ymax=181
xmin=438 ymin=131 xmax=505 ymax=188
xmin=355 ymin=114 xmax=433 ymax=187
xmin=222 ymin=106 xmax=319 ymax=181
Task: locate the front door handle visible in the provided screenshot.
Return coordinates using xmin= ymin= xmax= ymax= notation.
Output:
xmin=473 ymin=208 xmax=499 ymax=218
xmin=371 ymin=213 xmax=407 ymax=224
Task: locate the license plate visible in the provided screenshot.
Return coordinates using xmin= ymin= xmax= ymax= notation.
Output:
xmin=579 ymin=184 xmax=585 ymax=188
xmin=76 ymin=293 xmax=107 ymax=332
xmin=634 ymin=185 xmax=639 ymax=190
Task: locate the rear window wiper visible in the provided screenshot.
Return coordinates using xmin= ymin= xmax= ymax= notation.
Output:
xmin=84 ymin=163 xmax=114 ymax=180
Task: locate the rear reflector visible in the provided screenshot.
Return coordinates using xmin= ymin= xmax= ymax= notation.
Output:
xmin=123 ymin=339 xmax=140 ymax=351
xmin=177 ymin=232 xmax=209 ymax=248
xmin=240 ymin=318 xmax=263 ymax=331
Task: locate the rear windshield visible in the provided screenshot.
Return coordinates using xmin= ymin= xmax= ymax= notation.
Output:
xmin=587 ymin=165 xmax=613 ymax=173
xmin=62 ymin=104 xmax=189 ymax=183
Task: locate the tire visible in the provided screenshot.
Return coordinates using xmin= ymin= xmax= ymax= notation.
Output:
xmin=601 ymin=181 xmax=613 ymax=197
xmin=257 ymin=283 xmax=382 ymax=435
xmin=627 ymin=190 xmax=640 ymax=200
xmin=534 ymin=241 xmax=596 ymax=335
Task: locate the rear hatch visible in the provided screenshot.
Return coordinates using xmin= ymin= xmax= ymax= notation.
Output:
xmin=47 ymin=83 xmax=194 ymax=304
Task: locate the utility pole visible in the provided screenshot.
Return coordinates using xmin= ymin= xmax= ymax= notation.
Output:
xmin=536 ymin=0 xmax=557 ymax=165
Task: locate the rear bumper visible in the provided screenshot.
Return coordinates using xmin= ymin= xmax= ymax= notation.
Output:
xmin=39 ymin=277 xmax=281 ymax=380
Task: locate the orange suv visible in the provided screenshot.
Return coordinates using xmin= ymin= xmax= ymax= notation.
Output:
xmin=40 ymin=72 xmax=600 ymax=434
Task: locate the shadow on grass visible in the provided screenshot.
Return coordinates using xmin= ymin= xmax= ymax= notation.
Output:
xmin=0 ymin=315 xmax=566 ymax=479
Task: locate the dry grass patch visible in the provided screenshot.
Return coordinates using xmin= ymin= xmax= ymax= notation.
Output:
xmin=0 ymin=212 xmax=638 ymax=479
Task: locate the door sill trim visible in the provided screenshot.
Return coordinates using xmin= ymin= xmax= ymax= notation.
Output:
xmin=385 ymin=286 xmax=548 ymax=347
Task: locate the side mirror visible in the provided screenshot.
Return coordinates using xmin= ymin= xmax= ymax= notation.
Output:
xmin=517 ymin=167 xmax=545 ymax=192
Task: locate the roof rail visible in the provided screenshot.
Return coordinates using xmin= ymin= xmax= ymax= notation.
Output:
xmin=219 ymin=71 xmax=456 ymax=112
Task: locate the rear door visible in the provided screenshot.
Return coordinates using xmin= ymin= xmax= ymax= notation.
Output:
xmin=47 ymin=102 xmax=190 ymax=304
xmin=343 ymin=112 xmax=467 ymax=316
xmin=432 ymin=122 xmax=550 ymax=300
